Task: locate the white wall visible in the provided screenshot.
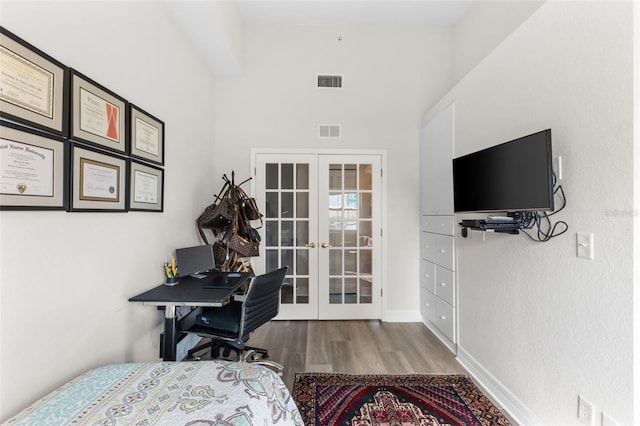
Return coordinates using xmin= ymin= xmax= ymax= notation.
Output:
xmin=211 ymin=25 xmax=454 ymax=317
xmin=424 ymin=1 xmax=634 ymax=424
xmin=452 ymin=0 xmax=544 ymax=84
xmin=0 ymin=1 xmax=218 ymax=420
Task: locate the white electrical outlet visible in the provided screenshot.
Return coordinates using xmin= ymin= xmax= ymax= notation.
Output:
xmin=576 ymin=233 xmax=594 ymax=259
xmin=578 ymin=395 xmax=594 ymax=425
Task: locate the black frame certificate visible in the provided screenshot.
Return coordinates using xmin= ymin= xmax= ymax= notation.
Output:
xmin=0 ymin=27 xmax=69 ymax=136
xmin=130 ymin=105 xmax=164 ymax=165
xmin=70 ymin=69 xmax=128 ymax=154
xmin=70 ymin=143 xmax=126 ymax=211
xmin=0 ymin=122 xmax=68 ymax=210
xmin=128 ymin=160 xmax=163 ymax=212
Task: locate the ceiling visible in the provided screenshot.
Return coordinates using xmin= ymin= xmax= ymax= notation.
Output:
xmin=165 ymin=0 xmax=477 ymax=76
xmin=235 ymin=0 xmax=476 ymax=28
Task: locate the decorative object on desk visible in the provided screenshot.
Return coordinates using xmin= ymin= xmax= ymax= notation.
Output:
xmin=0 ymin=122 xmax=68 ymax=210
xmin=0 ymin=27 xmax=70 ymax=136
xmin=127 ymin=160 xmax=164 ymax=212
xmin=129 ymin=104 xmax=164 ymax=165
xmin=197 ymin=171 xmax=264 ymax=271
xmin=68 ymin=142 xmax=127 ymax=212
xmin=70 ymin=69 xmax=128 ymax=154
xmin=293 ymin=373 xmax=513 ymax=426
xmin=163 ymin=258 xmax=178 ymax=285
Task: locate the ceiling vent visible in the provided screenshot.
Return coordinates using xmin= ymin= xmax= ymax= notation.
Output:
xmin=319 ymin=124 xmax=341 ymax=138
xmin=317 ymin=74 xmax=343 ymax=88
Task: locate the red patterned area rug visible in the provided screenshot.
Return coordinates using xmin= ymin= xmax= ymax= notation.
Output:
xmin=292 ymin=373 xmax=513 ymax=426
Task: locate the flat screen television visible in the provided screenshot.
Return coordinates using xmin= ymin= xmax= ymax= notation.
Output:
xmin=452 ymin=129 xmax=554 ymax=213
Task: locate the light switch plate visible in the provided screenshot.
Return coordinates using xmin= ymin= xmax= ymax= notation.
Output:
xmin=576 ymin=233 xmax=594 ymax=259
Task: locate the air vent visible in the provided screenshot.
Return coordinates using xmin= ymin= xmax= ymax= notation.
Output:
xmin=317 ymin=74 xmax=342 ymax=88
xmin=318 ymin=124 xmax=341 ymax=138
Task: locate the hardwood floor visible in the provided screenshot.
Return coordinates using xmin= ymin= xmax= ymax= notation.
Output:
xmin=240 ymin=320 xmax=467 ymax=390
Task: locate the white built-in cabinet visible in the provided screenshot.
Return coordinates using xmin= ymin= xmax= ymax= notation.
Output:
xmin=419 ymin=103 xmax=457 ymax=354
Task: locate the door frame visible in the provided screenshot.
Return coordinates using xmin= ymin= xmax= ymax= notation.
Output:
xmin=251 ymin=148 xmax=388 ymax=320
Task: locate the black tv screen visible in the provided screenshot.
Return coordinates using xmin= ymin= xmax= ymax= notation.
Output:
xmin=453 ymin=129 xmax=554 ymax=213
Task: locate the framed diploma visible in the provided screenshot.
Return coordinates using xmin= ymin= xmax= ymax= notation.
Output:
xmin=70 ymin=69 xmax=128 ymax=154
xmin=0 ymin=122 xmax=68 ymax=209
xmin=0 ymin=27 xmax=69 ymax=136
xmin=129 ymin=104 xmax=164 ymax=165
xmin=70 ymin=142 xmax=127 ymax=212
xmin=128 ymin=160 xmax=164 ymax=212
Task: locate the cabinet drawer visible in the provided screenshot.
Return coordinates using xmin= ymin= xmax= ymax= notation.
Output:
xmin=420 ymin=287 xmax=436 ymax=322
xmin=421 ymin=216 xmax=435 ymax=233
xmin=435 ymin=298 xmax=455 ymax=342
xmin=422 ymin=232 xmax=455 ymax=271
xmin=435 ymin=266 xmax=455 ymax=306
xmin=421 ymin=260 xmax=435 ymax=293
xmin=431 ymin=216 xmax=455 ymax=236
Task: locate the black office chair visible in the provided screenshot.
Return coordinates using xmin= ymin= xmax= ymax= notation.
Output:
xmin=181 ymin=266 xmax=288 ymax=367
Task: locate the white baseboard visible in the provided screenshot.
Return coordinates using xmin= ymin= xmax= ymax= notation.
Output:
xmin=456 ymin=346 xmax=543 ymax=426
xmin=383 ymin=310 xmax=422 ymax=322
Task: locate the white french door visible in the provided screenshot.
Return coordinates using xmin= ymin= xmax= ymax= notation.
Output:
xmin=254 ymin=152 xmax=383 ymax=320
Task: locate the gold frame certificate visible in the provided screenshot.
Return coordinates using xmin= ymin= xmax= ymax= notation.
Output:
xmin=70 ymin=70 xmax=127 ymax=154
xmin=0 ymin=27 xmax=69 ymax=136
xmin=128 ymin=160 xmax=163 ymax=212
xmin=70 ymin=144 xmax=126 ymax=211
xmin=79 ymin=158 xmax=119 ymax=202
xmin=0 ymin=123 xmax=67 ymax=210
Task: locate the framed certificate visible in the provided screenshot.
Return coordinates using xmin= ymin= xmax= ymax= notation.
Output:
xmin=69 ymin=142 xmax=127 ymax=212
xmin=70 ymin=69 xmax=128 ymax=154
xmin=128 ymin=160 xmax=164 ymax=212
xmin=129 ymin=105 xmax=164 ymax=165
xmin=0 ymin=122 xmax=68 ymax=209
xmin=0 ymin=27 xmax=69 ymax=136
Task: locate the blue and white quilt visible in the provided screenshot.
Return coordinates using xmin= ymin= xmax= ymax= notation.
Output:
xmin=5 ymin=361 xmax=303 ymax=425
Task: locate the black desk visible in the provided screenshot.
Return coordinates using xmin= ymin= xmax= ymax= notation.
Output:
xmin=129 ymin=271 xmax=251 ymax=361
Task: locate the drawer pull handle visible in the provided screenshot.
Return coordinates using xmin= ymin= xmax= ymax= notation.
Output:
xmin=425 ymin=274 xmax=430 ymax=278
xmin=440 ymin=316 xmax=446 ymax=320
xmin=425 ymin=245 xmax=430 ymax=249
xmin=440 ymin=282 xmax=446 ymax=287
xmin=440 ymin=249 xmax=446 ymax=254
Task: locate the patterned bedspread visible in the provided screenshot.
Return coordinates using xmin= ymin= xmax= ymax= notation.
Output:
xmin=5 ymin=361 xmax=303 ymax=425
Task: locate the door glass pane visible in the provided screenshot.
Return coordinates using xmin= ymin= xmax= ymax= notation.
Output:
xmin=359 ymin=164 xmax=372 ymax=190
xmin=329 ymin=277 xmax=342 ymax=304
xmin=297 ymin=164 xmax=309 ymax=189
xmin=296 ymin=250 xmax=309 ymax=275
xmin=296 ymin=278 xmax=309 ymax=303
xmin=282 ymin=192 xmax=293 ymax=218
xmin=281 ymin=249 xmax=294 ymax=272
xmin=360 ymin=278 xmax=372 ymax=303
xmin=281 ymin=278 xmax=293 ymax=303
xmin=329 ymin=164 xmax=342 ymax=190
xmin=265 ymin=192 xmax=278 ymax=218
xmin=345 ymin=278 xmax=357 ymax=304
xmin=266 ymin=164 xmax=278 ymax=189
xmin=329 ymin=223 xmax=342 ymax=247
xmin=265 ymin=221 xmax=278 ymax=246
xmin=281 ymin=164 xmax=294 ymax=189
xmin=296 ymin=221 xmax=309 ymax=246
xmin=329 ymin=249 xmax=342 ymax=275
xmin=265 ymin=249 xmax=278 ymax=271
xmin=344 ymin=164 xmax=357 ymax=190
xmin=360 ymin=193 xmax=372 ymax=218
xmin=359 ymin=221 xmax=372 ymax=247
xmin=296 ymin=192 xmax=309 ymax=217
xmin=281 ymin=221 xmax=294 ymax=246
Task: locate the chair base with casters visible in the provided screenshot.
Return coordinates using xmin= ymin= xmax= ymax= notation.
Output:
xmin=179 ymin=267 xmax=288 ymax=374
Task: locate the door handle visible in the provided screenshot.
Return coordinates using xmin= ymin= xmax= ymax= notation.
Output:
xmin=321 ymin=243 xmax=333 ymax=248
xmin=305 ymin=242 xmax=316 ymax=248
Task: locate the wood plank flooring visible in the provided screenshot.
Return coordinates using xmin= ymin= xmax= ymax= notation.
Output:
xmin=240 ymin=320 xmax=467 ymax=390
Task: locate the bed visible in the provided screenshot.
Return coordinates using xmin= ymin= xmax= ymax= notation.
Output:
xmin=5 ymin=360 xmax=303 ymax=425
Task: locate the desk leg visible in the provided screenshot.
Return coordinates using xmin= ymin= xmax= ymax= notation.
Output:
xmin=163 ymin=305 xmax=177 ymax=361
